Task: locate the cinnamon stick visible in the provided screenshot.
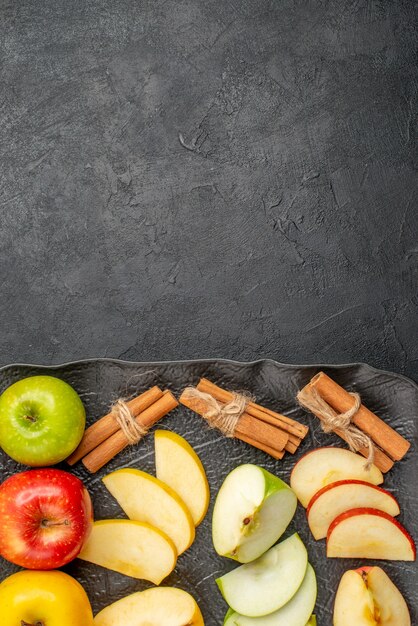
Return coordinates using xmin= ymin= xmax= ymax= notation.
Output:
xmin=82 ymin=391 xmax=178 ymax=473
xmin=179 ymin=389 xmax=289 ymax=457
xmin=197 ymin=379 xmax=308 ymax=439
xmin=307 ymin=372 xmax=410 ymax=461
xmin=237 ymin=432 xmax=285 ymax=460
xmin=67 ymin=386 xmax=163 ymax=465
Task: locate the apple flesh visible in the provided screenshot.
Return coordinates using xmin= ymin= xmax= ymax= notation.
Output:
xmin=0 ymin=375 xmax=85 ymax=465
xmin=290 ymin=447 xmax=384 ymax=507
xmin=327 ymin=508 xmax=416 ymax=560
xmin=217 ymin=533 xmax=308 ymax=617
xmin=155 ymin=429 xmax=210 ymax=526
xmin=334 ymin=566 xmax=411 ymax=626
xmin=212 ymin=464 xmax=297 ymax=563
xmin=103 ymin=468 xmax=195 ymax=554
xmin=93 ymin=587 xmax=204 ymax=626
xmin=0 ymin=570 xmax=94 ymax=626
xmin=0 ymin=468 xmax=93 ymax=569
xmin=223 ymin=562 xmax=316 ymax=625
xmin=307 ymin=480 xmax=400 ymax=540
xmin=77 ymin=519 xmax=177 ymax=583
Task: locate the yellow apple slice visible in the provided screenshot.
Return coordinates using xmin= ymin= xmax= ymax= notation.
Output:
xmin=155 ymin=430 xmax=210 ymax=525
xmin=77 ymin=520 xmax=176 ymax=584
xmin=103 ymin=469 xmax=195 ymax=554
xmin=94 ymin=587 xmax=204 ymax=626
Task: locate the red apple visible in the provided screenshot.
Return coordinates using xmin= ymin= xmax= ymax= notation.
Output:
xmin=327 ymin=507 xmax=416 ymax=561
xmin=0 ymin=468 xmax=93 ymax=569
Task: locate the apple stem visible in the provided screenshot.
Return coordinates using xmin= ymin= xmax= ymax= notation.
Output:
xmin=21 ymin=621 xmax=44 ymax=626
xmin=41 ymin=519 xmax=70 ymax=528
xmin=23 ymin=414 xmax=37 ymax=423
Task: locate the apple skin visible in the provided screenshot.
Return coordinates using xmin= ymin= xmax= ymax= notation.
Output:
xmin=0 ymin=569 xmax=94 ymax=626
xmin=327 ymin=507 xmax=416 ymax=560
xmin=0 ymin=375 xmax=86 ymax=465
xmin=0 ymin=468 xmax=93 ymax=569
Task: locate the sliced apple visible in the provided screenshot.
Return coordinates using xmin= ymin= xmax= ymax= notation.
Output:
xmin=217 ymin=533 xmax=308 ymax=617
xmin=307 ymin=480 xmax=400 ymax=540
xmin=290 ymin=447 xmax=383 ymax=507
xmin=365 ymin=566 xmax=410 ymax=625
xmin=94 ymin=586 xmax=204 ymax=626
xmin=327 ymin=508 xmax=416 ymax=560
xmin=223 ymin=562 xmax=316 ymax=625
xmin=77 ymin=520 xmax=176 ymax=583
xmin=103 ymin=468 xmax=195 ymax=554
xmin=155 ymin=429 xmax=210 ymax=526
xmin=333 ymin=569 xmax=375 ymax=626
xmin=212 ymin=464 xmax=297 ymax=563
xmin=334 ymin=566 xmax=411 ymax=626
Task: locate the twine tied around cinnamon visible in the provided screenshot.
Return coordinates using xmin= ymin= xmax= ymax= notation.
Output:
xmin=182 ymin=387 xmax=253 ymax=437
xmin=297 ymin=386 xmax=375 ymax=469
xmin=110 ymin=399 xmax=148 ymax=444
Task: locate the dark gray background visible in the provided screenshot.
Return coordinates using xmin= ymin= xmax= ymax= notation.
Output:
xmin=1 ymin=0 xmax=417 ymax=375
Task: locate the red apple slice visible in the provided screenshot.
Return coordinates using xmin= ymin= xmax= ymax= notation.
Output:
xmin=334 ymin=566 xmax=411 ymax=626
xmin=327 ymin=508 xmax=416 ymax=560
xmin=290 ymin=448 xmax=383 ymax=507
xmin=307 ymin=480 xmax=400 ymax=540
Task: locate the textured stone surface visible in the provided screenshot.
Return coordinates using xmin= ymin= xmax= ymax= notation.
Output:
xmin=0 ymin=0 xmax=417 ymax=379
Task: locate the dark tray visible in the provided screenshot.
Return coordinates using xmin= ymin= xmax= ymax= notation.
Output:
xmin=0 ymin=358 xmax=417 ymax=625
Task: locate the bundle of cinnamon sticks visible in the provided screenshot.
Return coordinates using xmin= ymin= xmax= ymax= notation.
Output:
xmin=297 ymin=372 xmax=410 ymax=473
xmin=180 ymin=378 xmax=309 ymax=460
xmin=67 ymin=387 xmax=178 ymax=473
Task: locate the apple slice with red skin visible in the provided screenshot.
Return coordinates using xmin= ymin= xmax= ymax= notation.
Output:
xmin=327 ymin=508 xmax=416 ymax=560
xmin=290 ymin=447 xmax=383 ymax=507
xmin=334 ymin=566 xmax=411 ymax=625
xmin=307 ymin=480 xmax=400 ymax=540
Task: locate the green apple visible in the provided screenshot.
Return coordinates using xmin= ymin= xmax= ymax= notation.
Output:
xmin=0 ymin=376 xmax=85 ymax=465
xmin=217 ymin=533 xmax=308 ymax=617
xmin=223 ymin=563 xmax=316 ymax=625
xmin=212 ymin=464 xmax=297 ymax=563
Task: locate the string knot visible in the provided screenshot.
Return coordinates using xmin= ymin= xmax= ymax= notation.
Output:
xmin=111 ymin=399 xmax=147 ymax=444
xmin=182 ymin=387 xmax=252 ymax=437
xmin=297 ymin=386 xmax=375 ymax=469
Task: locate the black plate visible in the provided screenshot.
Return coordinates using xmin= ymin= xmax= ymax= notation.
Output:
xmin=0 ymin=358 xmax=417 ymax=625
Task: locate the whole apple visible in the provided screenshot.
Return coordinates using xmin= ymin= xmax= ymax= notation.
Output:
xmin=0 ymin=375 xmax=85 ymax=465
xmin=0 ymin=468 xmax=93 ymax=569
xmin=0 ymin=569 xmax=94 ymax=626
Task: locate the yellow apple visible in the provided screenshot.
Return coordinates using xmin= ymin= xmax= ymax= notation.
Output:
xmin=334 ymin=566 xmax=411 ymax=626
xmin=155 ymin=430 xmax=210 ymax=526
xmin=0 ymin=570 xmax=93 ymax=626
xmin=94 ymin=587 xmax=204 ymax=626
xmin=103 ymin=468 xmax=195 ymax=554
xmin=77 ymin=519 xmax=176 ymax=583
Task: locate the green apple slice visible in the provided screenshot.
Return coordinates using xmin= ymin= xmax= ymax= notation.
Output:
xmin=212 ymin=464 xmax=297 ymax=563
xmin=217 ymin=533 xmax=308 ymax=617
xmin=223 ymin=563 xmax=316 ymax=625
